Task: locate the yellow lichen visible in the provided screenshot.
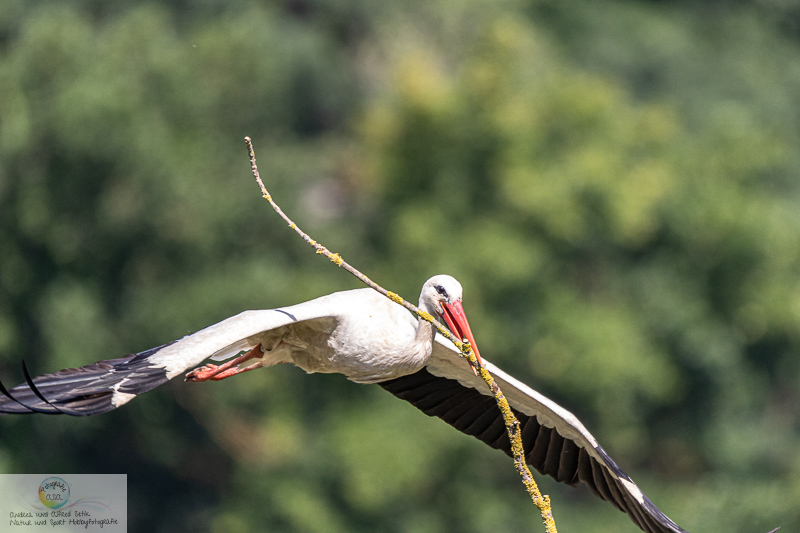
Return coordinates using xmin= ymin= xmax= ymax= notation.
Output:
xmin=475 ymin=359 xmax=557 ymax=532
xmin=263 ymin=193 xmax=272 ymax=201
xmin=329 ymin=253 xmax=343 ymax=266
xmin=386 ymin=291 xmax=404 ymax=305
xmin=417 ymin=310 xmax=435 ymax=323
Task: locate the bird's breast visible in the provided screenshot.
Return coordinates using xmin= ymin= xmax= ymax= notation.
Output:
xmin=328 ymin=311 xmax=427 ymax=383
xmin=274 ymin=289 xmax=431 ymax=384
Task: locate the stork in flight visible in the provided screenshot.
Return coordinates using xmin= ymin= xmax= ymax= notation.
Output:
xmin=1 ymin=275 xmax=689 ymax=532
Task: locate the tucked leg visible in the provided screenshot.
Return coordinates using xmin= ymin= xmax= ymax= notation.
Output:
xmin=185 ymin=344 xmax=264 ymax=382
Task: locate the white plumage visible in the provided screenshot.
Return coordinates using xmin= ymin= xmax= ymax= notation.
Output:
xmin=0 ymin=275 xmax=688 ymax=533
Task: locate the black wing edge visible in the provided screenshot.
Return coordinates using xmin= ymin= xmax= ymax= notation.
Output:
xmin=379 ymin=367 xmax=688 ymax=533
xmin=0 ymin=341 xmax=176 ymax=416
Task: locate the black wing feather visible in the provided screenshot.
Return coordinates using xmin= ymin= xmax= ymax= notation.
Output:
xmin=0 ymin=342 xmax=175 ymax=416
xmin=379 ymin=367 xmax=688 ymax=533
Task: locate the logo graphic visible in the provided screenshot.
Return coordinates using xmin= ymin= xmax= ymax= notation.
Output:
xmin=38 ymin=477 xmax=70 ymax=509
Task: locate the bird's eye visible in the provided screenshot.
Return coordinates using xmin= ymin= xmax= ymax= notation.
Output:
xmin=435 ymin=285 xmax=447 ymax=296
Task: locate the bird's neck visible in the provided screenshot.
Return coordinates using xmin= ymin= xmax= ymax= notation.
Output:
xmin=410 ymin=315 xmax=436 ymax=363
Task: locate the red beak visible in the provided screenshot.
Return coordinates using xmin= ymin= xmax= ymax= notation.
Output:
xmin=440 ymin=300 xmax=483 ymax=374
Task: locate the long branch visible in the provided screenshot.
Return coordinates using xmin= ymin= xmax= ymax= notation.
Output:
xmin=245 ymin=136 xmax=557 ymax=532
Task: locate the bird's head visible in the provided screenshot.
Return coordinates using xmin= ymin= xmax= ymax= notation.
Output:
xmin=420 ymin=275 xmax=483 ymax=371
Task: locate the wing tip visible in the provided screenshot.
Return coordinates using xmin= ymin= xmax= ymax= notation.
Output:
xmin=0 ymin=360 xmax=88 ymax=416
xmin=0 ymin=348 xmax=172 ymax=416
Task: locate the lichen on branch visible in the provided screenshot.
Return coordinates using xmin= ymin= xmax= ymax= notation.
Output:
xmin=244 ymin=136 xmax=557 ymax=533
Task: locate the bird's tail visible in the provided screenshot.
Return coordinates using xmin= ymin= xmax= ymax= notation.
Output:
xmin=0 ymin=342 xmax=176 ymax=416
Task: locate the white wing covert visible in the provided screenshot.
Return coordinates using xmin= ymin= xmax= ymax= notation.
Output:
xmin=0 ymin=301 xmax=337 ymax=416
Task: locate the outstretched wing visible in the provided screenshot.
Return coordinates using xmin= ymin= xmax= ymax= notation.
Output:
xmin=379 ymin=337 xmax=688 ymax=533
xmin=0 ymin=302 xmax=335 ymax=416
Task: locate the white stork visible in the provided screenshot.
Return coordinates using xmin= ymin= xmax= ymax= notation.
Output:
xmin=0 ymin=275 xmax=691 ymax=532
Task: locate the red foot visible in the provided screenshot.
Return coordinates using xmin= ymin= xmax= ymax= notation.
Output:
xmin=185 ymin=364 xmax=243 ymax=382
xmin=185 ymin=344 xmax=265 ymax=382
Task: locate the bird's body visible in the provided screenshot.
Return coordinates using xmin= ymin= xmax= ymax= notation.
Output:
xmin=1 ymin=275 xmax=689 ymax=533
xmin=195 ymin=288 xmax=434 ymax=384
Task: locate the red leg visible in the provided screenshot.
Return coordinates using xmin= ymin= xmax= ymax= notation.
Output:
xmin=185 ymin=344 xmax=264 ymax=382
xmin=201 ymin=361 xmax=264 ymax=381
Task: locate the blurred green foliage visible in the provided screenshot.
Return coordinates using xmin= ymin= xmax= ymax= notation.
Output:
xmin=1 ymin=1 xmax=799 ymax=531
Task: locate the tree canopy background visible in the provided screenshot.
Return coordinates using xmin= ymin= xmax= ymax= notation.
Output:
xmin=1 ymin=1 xmax=799 ymax=531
